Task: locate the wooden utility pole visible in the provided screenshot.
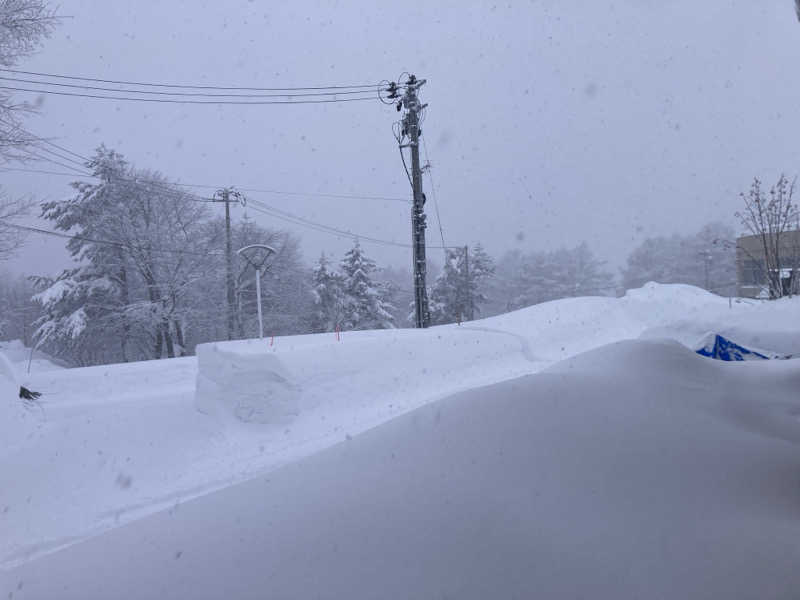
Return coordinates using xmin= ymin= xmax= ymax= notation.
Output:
xmin=464 ymin=244 xmax=474 ymax=321
xmin=401 ymin=75 xmax=431 ymax=328
xmin=214 ymin=187 xmax=245 ymax=340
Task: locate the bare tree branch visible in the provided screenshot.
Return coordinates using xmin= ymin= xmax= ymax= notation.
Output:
xmin=0 ymin=187 xmax=32 ymax=259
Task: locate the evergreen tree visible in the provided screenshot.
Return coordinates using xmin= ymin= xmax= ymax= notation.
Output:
xmin=339 ymin=241 xmax=395 ymax=330
xmin=429 ymin=243 xmax=494 ymax=325
xmin=622 ymin=222 xmax=736 ymax=294
xmin=35 ymin=146 xmax=211 ymax=363
xmin=309 ymin=253 xmax=346 ymax=333
xmin=499 ymin=243 xmax=614 ymax=309
xmin=35 ymin=147 xmax=133 ymax=363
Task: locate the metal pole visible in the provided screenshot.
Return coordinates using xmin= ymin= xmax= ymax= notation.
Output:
xmin=255 ymin=268 xmax=264 ymax=339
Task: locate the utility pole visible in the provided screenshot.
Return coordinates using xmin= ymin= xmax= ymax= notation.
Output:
xmin=214 ymin=187 xmax=246 ymax=340
xmin=463 ymin=244 xmax=474 ymax=321
xmin=398 ymin=75 xmax=431 ymax=328
xmin=699 ymin=250 xmax=711 ymax=291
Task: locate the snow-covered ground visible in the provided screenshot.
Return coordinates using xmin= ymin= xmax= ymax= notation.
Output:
xmin=1 ymin=283 xmax=798 ymax=573
xmin=5 ymin=337 xmax=800 ymax=598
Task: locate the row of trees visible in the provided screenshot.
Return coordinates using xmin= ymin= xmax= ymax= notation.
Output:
xmin=310 ymin=244 xmax=395 ymax=333
xmin=621 ymin=222 xmax=737 ymax=295
xmin=28 ymin=147 xmax=313 ymax=365
xmin=10 ymin=145 xmax=739 ymax=367
xmin=489 ymin=242 xmax=614 ymax=313
xmin=4 ymin=138 xmax=742 ymax=367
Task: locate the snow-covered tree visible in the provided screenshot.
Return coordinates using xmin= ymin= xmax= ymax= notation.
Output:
xmin=0 ymin=190 xmax=31 ymax=260
xmin=31 ymin=266 xmax=121 ymax=366
xmin=35 ymin=148 xmax=133 ymax=363
xmin=339 ymin=241 xmax=395 ymax=330
xmin=622 ymin=222 xmax=736 ymax=295
xmin=0 ymin=272 xmax=40 ymax=345
xmin=548 ymin=242 xmax=614 ymax=299
xmin=494 ymin=243 xmax=614 ymax=310
xmin=35 ymin=146 xmax=212 ymax=363
xmin=0 ymin=1 xmax=58 ymax=162
xmin=429 ymin=244 xmax=494 ymax=325
xmin=0 ymin=1 xmax=58 ymax=258
xmin=309 ymin=253 xmax=346 ymax=333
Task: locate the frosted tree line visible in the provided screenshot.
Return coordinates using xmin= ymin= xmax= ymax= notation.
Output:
xmin=621 ymin=222 xmax=737 ymax=296
xmin=2 ymin=142 xmax=743 ymax=368
xmin=6 ymin=165 xmax=746 ymax=369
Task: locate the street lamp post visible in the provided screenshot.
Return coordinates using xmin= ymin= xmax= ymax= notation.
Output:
xmin=237 ymin=244 xmax=276 ymax=339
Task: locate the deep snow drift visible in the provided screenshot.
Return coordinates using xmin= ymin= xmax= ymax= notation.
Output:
xmin=1 ymin=283 xmax=799 ymax=571
xmin=5 ymin=339 xmax=800 ymax=599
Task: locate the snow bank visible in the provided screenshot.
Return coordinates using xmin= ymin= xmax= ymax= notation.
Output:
xmin=9 ymin=339 xmax=800 ymax=598
xmin=7 ymin=283 xmax=800 ymax=572
xmin=194 ymin=325 xmax=539 ymax=426
xmin=0 ymin=340 xmax=63 ymax=373
xmin=640 ymin=292 xmax=800 ymax=355
xmin=195 ymin=342 xmax=299 ymax=424
xmin=193 ymin=282 xmax=743 ymax=426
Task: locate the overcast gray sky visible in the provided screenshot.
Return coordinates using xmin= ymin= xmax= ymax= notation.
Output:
xmin=3 ymin=0 xmax=800 ymax=277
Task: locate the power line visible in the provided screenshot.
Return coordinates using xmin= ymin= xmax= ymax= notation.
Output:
xmin=0 ymin=75 xmax=381 ymax=98
xmin=246 ymin=199 xmax=410 ymax=248
xmin=0 ymin=220 xmax=222 ymax=258
xmin=0 ymin=85 xmax=379 ymax=105
xmin=0 ymin=68 xmax=386 ymax=92
xmin=1 ymin=164 xmax=409 ymax=203
xmin=21 ymin=149 xmax=91 ymax=176
xmin=2 ymin=163 xmax=459 ymax=252
xmin=247 ymin=197 xmax=455 ymax=250
xmin=28 ymin=143 xmax=87 ymax=170
xmin=422 ymin=135 xmax=447 ymax=253
xmin=7 ymin=124 xmax=411 ymax=204
xmin=0 ymin=166 xmax=85 ymax=178
xmin=203 ymin=185 xmax=408 ymax=203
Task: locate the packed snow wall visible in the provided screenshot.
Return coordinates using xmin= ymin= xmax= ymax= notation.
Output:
xmin=195 ymin=342 xmax=300 ymax=424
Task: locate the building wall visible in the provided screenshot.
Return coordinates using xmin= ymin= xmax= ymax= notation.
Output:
xmin=736 ymin=231 xmax=800 ymax=298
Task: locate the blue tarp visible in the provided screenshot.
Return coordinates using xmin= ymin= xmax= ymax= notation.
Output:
xmin=696 ymin=334 xmax=772 ymax=361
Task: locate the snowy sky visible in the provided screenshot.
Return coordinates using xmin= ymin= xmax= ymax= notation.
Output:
xmin=3 ymin=0 xmax=800 ymax=277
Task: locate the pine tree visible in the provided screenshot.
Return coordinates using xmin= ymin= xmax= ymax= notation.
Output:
xmin=622 ymin=222 xmax=736 ymax=294
xmin=36 ymin=146 xmax=211 ymax=363
xmin=339 ymin=241 xmax=395 ymax=330
xmin=509 ymin=243 xmax=614 ymax=309
xmin=309 ymin=253 xmax=346 ymax=333
xmin=35 ymin=147 xmax=132 ymax=363
xmin=429 ymin=243 xmax=494 ymax=325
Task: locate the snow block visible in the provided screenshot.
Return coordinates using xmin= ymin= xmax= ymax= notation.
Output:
xmin=695 ymin=333 xmax=780 ymax=361
xmin=195 ymin=342 xmax=300 ymax=424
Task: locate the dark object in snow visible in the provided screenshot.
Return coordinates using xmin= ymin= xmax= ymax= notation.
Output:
xmin=695 ymin=334 xmax=785 ymax=362
xmin=19 ymin=386 xmax=41 ymax=401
